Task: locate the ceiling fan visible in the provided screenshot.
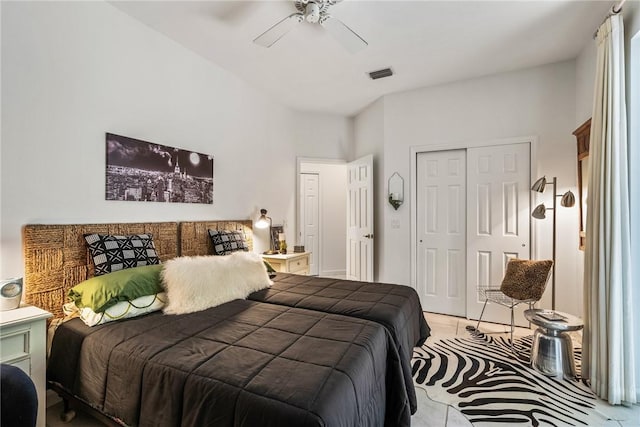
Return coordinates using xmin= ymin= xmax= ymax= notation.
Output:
xmin=253 ymin=0 xmax=367 ymax=53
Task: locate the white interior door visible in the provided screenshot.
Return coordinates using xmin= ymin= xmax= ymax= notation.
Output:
xmin=347 ymin=155 xmax=374 ymax=282
xmin=466 ymin=143 xmax=530 ymax=325
xmin=416 ymin=150 xmax=467 ymax=316
xmin=299 ymin=173 xmax=319 ymax=275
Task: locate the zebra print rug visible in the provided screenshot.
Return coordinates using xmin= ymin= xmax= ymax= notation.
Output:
xmin=412 ymin=331 xmax=607 ymax=426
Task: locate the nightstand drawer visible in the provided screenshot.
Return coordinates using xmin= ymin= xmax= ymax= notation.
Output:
xmin=261 ymin=252 xmax=311 ymax=276
xmin=8 ymin=357 xmax=31 ymax=375
xmin=288 ymin=257 xmax=308 ymax=274
xmin=266 ymin=259 xmax=286 ymax=272
xmin=0 ymin=327 xmax=30 ymax=362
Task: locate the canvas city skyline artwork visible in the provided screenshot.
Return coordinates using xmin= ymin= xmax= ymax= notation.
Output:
xmin=105 ymin=133 xmax=214 ymax=204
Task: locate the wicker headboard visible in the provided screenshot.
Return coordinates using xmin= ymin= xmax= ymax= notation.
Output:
xmin=23 ymin=222 xmax=179 ymax=319
xmin=179 ymin=220 xmax=253 ymax=257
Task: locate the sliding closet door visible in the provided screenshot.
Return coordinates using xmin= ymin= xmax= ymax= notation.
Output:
xmin=466 ymin=143 xmax=530 ymax=324
xmin=416 ymin=150 xmax=467 ymax=316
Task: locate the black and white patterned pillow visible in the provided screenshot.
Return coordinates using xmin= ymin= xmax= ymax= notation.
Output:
xmin=84 ymin=233 xmax=160 ymax=276
xmin=208 ymin=230 xmax=249 ymax=255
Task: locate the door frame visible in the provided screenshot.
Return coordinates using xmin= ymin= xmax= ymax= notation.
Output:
xmin=409 ymin=136 xmax=540 ymax=317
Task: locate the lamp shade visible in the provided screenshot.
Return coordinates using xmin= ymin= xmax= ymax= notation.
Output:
xmin=255 ymin=209 xmax=270 ymax=229
xmin=532 ymin=203 xmax=547 ymax=219
xmin=560 ymin=191 xmax=575 ymax=207
xmin=531 ymin=176 xmax=547 ymax=193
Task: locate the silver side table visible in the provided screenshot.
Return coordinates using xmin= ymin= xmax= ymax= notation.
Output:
xmin=524 ymin=309 xmax=584 ymax=379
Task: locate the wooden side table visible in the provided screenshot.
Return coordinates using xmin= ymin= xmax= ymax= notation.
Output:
xmin=524 ymin=308 xmax=584 ymax=379
xmin=0 ymin=305 xmax=52 ymax=427
xmin=261 ymin=252 xmax=310 ymax=275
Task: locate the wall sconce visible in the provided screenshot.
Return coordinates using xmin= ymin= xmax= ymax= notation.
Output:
xmin=388 ymin=172 xmax=404 ymax=210
xmin=530 ymin=176 xmax=575 ymax=310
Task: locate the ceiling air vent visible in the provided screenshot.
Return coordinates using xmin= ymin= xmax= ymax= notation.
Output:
xmin=368 ymin=68 xmax=393 ymax=80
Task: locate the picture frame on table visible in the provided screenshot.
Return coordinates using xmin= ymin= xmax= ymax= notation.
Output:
xmin=271 ymin=225 xmax=284 ymax=252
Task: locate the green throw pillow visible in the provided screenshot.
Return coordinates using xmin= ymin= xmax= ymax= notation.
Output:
xmin=263 ymin=260 xmax=276 ymax=273
xmin=68 ymin=264 xmax=164 ymax=313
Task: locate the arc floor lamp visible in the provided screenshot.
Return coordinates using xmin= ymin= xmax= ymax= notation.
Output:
xmin=530 ymin=176 xmax=575 ymax=310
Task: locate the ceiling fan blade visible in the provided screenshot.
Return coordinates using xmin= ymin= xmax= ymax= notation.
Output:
xmin=253 ymin=13 xmax=303 ymax=48
xmin=322 ymin=15 xmax=367 ymax=53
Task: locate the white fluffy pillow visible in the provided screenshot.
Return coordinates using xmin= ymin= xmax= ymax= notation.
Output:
xmin=161 ymin=252 xmax=272 ymax=315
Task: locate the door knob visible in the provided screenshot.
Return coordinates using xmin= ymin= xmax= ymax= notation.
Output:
xmin=363 ymin=234 xmax=373 ymax=239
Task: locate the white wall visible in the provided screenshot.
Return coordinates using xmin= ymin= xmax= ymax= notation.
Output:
xmin=358 ymin=61 xmax=582 ymax=315
xmin=292 ymin=113 xmax=353 ymax=161
xmin=299 ymin=160 xmax=347 ymax=276
xmin=353 ymin=98 xmax=385 ymax=281
xmin=0 ymin=1 xmax=349 ymax=277
xmin=576 ymin=41 xmax=597 ymax=125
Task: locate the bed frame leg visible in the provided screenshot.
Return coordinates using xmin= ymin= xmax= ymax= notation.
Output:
xmin=60 ymin=398 xmax=76 ymax=423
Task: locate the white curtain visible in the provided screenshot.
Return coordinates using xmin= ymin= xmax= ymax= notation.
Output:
xmin=583 ymin=13 xmax=636 ymax=405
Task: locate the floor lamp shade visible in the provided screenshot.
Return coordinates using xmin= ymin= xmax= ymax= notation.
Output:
xmin=561 ymin=191 xmax=575 ymax=207
xmin=530 ymin=177 xmax=575 ymax=310
xmin=531 ymin=176 xmax=547 ymax=193
xmin=532 ymin=204 xmax=547 ymax=219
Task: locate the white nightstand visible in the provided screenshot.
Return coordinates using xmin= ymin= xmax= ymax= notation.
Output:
xmin=262 ymin=252 xmax=311 ymax=275
xmin=0 ymin=305 xmax=52 ymax=427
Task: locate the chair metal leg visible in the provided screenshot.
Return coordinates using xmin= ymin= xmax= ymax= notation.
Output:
xmin=510 ymin=306 xmax=515 ymax=351
xmin=475 ymin=298 xmax=489 ymax=331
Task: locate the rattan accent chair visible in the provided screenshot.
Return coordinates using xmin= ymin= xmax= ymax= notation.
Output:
xmin=474 ymin=258 xmax=554 ymax=345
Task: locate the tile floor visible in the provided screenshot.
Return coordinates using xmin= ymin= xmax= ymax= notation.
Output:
xmin=412 ymin=312 xmax=640 ymax=427
xmin=45 ymin=311 xmax=640 ymax=426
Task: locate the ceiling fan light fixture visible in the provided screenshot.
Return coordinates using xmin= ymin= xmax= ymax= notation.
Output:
xmin=305 ymin=2 xmax=320 ymax=23
xmin=255 ymin=0 xmax=368 ymax=53
xmin=369 ymin=68 xmax=394 ymax=80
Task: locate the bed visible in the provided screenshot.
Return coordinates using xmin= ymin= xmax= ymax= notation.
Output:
xmin=24 ymin=222 xmax=411 ymax=427
xmin=48 ymin=301 xmax=408 ymax=427
xmin=179 ymin=221 xmax=430 ymax=414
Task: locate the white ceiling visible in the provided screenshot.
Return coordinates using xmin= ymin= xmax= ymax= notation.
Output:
xmin=110 ymin=1 xmax=612 ymax=116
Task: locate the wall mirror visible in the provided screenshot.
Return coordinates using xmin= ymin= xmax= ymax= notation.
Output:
xmin=573 ymin=118 xmax=591 ymax=250
xmin=388 ymin=172 xmax=404 ymax=210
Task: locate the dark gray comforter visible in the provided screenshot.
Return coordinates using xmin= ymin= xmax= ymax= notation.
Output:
xmin=48 ymin=299 xmax=410 ymax=427
xmin=249 ymin=273 xmax=430 ymax=414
